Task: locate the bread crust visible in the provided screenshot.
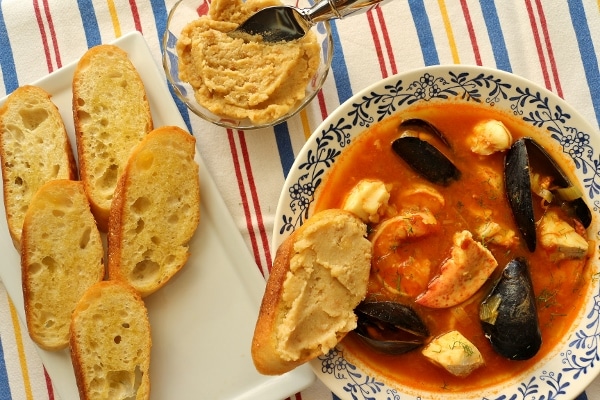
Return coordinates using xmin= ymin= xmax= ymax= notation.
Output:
xmin=72 ymin=44 xmax=153 ymax=231
xmin=251 ymin=209 xmax=372 ymax=375
xmin=251 ymin=229 xmax=297 ymax=374
xmin=0 ymin=85 xmax=77 ymax=250
xmin=107 ymin=126 xmax=200 ymax=297
xmin=70 ymin=280 xmax=151 ymax=400
xmin=21 ymin=179 xmax=104 ymax=350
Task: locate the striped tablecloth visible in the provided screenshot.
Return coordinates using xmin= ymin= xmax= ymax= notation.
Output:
xmin=0 ymin=0 xmax=599 ymax=399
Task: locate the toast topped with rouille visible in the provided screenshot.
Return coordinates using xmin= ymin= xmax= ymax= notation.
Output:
xmin=0 ymin=85 xmax=77 ymax=250
xmin=72 ymin=44 xmax=153 ymax=231
xmin=251 ymin=209 xmax=372 ymax=375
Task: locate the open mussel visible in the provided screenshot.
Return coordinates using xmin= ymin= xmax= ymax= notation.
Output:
xmin=354 ymin=301 xmax=430 ymax=355
xmin=392 ymin=119 xmax=461 ymax=186
xmin=525 ymin=138 xmax=592 ymax=227
xmin=479 ymin=258 xmax=541 ymax=360
xmin=505 ymin=137 xmax=591 ymax=252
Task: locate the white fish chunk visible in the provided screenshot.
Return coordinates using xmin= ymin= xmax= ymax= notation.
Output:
xmin=422 ymin=330 xmax=484 ymax=377
xmin=468 ymin=119 xmax=512 ymax=155
xmin=539 ymin=210 xmax=589 ymax=261
xmin=342 ymin=179 xmax=390 ymax=223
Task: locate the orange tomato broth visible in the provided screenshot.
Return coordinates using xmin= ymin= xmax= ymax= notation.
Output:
xmin=312 ymin=101 xmax=594 ymax=394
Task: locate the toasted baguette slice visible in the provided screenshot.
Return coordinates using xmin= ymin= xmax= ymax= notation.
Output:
xmin=0 ymin=85 xmax=77 ymax=250
xmin=73 ymin=44 xmax=153 ymax=231
xmin=21 ymin=180 xmax=104 ymax=350
xmin=107 ymin=126 xmax=200 ymax=297
xmin=70 ymin=280 xmax=151 ymax=400
xmin=251 ymin=209 xmax=372 ymax=375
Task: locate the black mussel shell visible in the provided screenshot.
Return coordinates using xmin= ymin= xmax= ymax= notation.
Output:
xmin=480 ymin=258 xmax=542 ymax=360
xmin=505 ymin=139 xmax=536 ymax=251
xmin=354 ymin=301 xmax=430 ymax=355
xmin=392 ymin=136 xmax=460 ymax=186
xmin=571 ymin=197 xmax=592 ymax=228
xmin=398 ymin=118 xmax=452 ymax=147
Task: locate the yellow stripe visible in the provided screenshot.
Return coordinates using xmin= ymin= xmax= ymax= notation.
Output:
xmin=437 ymin=0 xmax=461 ymax=64
xmin=7 ymin=296 xmax=33 ymax=400
xmin=300 ymin=109 xmax=312 ymax=140
xmin=107 ymin=0 xmax=122 ymax=37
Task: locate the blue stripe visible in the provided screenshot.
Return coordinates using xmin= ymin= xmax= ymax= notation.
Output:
xmin=77 ymin=0 xmax=101 ymax=48
xmin=0 ymin=2 xmax=18 ymax=93
xmin=274 ymin=123 xmax=295 ymax=178
xmin=150 ymin=0 xmax=168 ymax=37
xmin=0 ymin=337 xmax=12 ymax=400
xmin=408 ymin=0 xmax=439 ymax=66
xmin=275 ymin=20 xmax=350 ymax=179
xmin=567 ymin=0 xmax=600 ymax=127
xmin=480 ymin=0 xmax=511 ymax=72
xmin=150 ymin=1 xmax=192 ymax=131
xmin=329 ymin=20 xmax=353 ymax=104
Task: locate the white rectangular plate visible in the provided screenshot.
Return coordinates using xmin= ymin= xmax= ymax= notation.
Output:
xmin=0 ymin=31 xmax=314 ymax=399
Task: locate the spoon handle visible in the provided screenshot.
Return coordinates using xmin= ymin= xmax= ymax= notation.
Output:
xmin=307 ymin=0 xmax=393 ymax=22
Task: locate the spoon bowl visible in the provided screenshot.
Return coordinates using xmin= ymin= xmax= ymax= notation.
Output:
xmin=228 ymin=6 xmax=310 ymax=42
xmin=231 ymin=0 xmax=393 ymax=42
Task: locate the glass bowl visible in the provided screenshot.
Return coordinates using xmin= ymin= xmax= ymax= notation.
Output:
xmin=162 ymin=0 xmax=333 ymax=130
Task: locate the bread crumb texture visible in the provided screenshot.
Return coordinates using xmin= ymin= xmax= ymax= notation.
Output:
xmin=73 ymin=45 xmax=152 ymax=228
xmin=21 ymin=180 xmax=104 ymax=350
xmin=277 ymin=210 xmax=372 ymax=361
xmin=176 ymin=0 xmax=321 ymax=123
xmin=70 ymin=281 xmax=151 ymax=400
xmin=108 ymin=126 xmax=200 ymax=297
xmin=0 ymin=85 xmax=75 ymax=248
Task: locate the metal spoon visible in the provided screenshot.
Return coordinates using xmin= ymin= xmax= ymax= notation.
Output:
xmin=229 ymin=0 xmax=393 ymax=42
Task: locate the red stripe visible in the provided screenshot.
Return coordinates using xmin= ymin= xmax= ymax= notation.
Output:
xmin=33 ymin=0 xmax=53 ymax=73
xmin=367 ymin=11 xmax=388 ymax=78
xmin=42 ymin=0 xmax=61 ymax=68
xmin=227 ymin=129 xmax=271 ymax=275
xmin=534 ymin=0 xmax=563 ymax=98
xmin=237 ymin=132 xmax=273 ymax=272
xmin=525 ymin=0 xmax=552 ymax=90
xmin=317 ymin=90 xmax=328 ymax=121
xmin=377 ymin=7 xmax=397 ymax=75
xmin=129 ymin=0 xmax=143 ymax=33
xmin=43 ymin=367 xmax=55 ymax=400
xmin=226 ymin=130 xmax=268 ymax=276
xmin=459 ymin=0 xmax=482 ymax=66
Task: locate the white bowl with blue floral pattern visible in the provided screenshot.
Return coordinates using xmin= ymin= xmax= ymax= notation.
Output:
xmin=273 ymin=65 xmax=600 ymax=400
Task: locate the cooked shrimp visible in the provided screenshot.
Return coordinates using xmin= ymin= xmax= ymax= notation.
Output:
xmin=370 ymin=209 xmax=439 ymax=297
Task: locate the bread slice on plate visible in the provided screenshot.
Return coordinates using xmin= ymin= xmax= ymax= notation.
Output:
xmin=21 ymin=179 xmax=104 ymax=350
xmin=72 ymin=44 xmax=153 ymax=231
xmin=70 ymin=280 xmax=151 ymax=400
xmin=107 ymin=126 xmax=200 ymax=297
xmin=0 ymin=85 xmax=77 ymax=250
xmin=251 ymin=208 xmax=373 ymax=375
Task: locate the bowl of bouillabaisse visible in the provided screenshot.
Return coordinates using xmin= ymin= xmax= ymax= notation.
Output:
xmin=273 ymin=65 xmax=599 ymax=400
xmin=162 ymin=0 xmax=332 ymax=130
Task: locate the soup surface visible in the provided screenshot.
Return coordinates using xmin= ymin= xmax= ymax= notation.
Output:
xmin=312 ymin=102 xmax=594 ymax=394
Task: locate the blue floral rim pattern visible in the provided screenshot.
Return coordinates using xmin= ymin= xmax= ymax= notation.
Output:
xmin=273 ymin=66 xmax=600 ymax=400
